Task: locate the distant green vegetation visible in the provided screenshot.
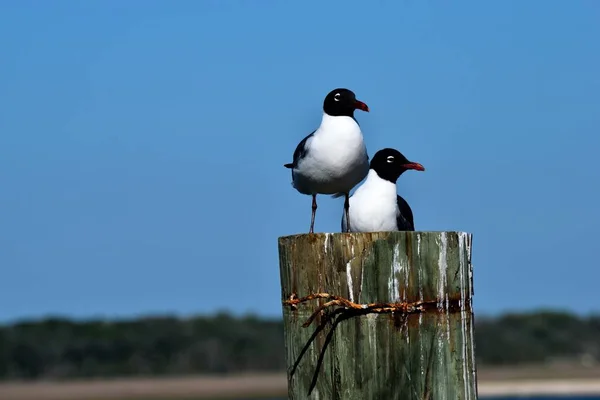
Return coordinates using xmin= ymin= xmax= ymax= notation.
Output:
xmin=476 ymin=311 xmax=600 ymax=365
xmin=0 ymin=310 xmax=598 ymax=380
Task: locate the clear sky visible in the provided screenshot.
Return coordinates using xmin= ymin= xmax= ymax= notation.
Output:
xmin=1 ymin=1 xmax=599 ymax=322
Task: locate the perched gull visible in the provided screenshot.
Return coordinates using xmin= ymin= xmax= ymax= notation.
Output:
xmin=285 ymin=88 xmax=370 ymax=233
xmin=342 ymin=148 xmax=424 ymax=233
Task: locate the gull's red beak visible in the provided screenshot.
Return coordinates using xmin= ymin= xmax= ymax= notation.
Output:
xmin=402 ymin=162 xmax=425 ymax=171
xmin=354 ymin=100 xmax=369 ymax=112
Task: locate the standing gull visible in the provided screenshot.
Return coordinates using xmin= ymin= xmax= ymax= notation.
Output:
xmin=342 ymin=148 xmax=425 ymax=233
xmin=284 ymin=88 xmax=370 ymax=233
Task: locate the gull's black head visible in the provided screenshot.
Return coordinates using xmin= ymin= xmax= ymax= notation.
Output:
xmin=323 ymin=88 xmax=369 ymax=117
xmin=370 ymin=148 xmax=425 ymax=183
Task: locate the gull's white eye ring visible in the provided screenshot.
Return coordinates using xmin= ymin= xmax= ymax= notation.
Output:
xmin=334 ymin=93 xmax=340 ymax=101
xmin=387 ymin=156 xmax=394 ymax=163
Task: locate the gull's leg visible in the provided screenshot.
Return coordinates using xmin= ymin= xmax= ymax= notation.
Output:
xmin=310 ymin=194 xmax=317 ymax=234
xmin=344 ymin=193 xmax=350 ymax=233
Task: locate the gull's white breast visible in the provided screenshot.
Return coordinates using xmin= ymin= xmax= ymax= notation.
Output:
xmin=343 ymin=170 xmax=399 ymax=232
xmin=293 ymin=114 xmax=369 ymax=195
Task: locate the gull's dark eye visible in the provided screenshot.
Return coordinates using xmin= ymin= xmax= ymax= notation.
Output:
xmin=334 ymin=93 xmax=341 ymax=102
xmin=386 ymin=156 xmax=395 ymax=163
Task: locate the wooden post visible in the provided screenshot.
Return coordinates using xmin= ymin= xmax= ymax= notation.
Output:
xmin=278 ymin=231 xmax=476 ymax=400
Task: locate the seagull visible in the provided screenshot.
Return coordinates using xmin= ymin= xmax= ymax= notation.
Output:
xmin=284 ymin=88 xmax=370 ymax=234
xmin=342 ymin=148 xmax=425 ymax=233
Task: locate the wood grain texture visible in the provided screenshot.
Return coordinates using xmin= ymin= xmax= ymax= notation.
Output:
xmin=278 ymin=231 xmax=477 ymax=400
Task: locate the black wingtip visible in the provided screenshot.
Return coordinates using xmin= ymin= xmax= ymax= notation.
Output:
xmin=284 ymin=163 xmax=293 ymax=168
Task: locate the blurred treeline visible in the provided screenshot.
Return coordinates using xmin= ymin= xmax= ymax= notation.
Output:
xmin=0 ymin=311 xmax=598 ymax=380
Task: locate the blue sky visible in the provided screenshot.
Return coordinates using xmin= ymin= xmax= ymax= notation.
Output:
xmin=1 ymin=1 xmax=599 ymax=322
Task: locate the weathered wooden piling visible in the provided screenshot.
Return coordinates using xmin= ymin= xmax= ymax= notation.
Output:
xmin=278 ymin=231 xmax=476 ymax=400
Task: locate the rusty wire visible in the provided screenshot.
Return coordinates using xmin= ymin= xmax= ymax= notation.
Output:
xmin=283 ymin=292 xmax=437 ymax=328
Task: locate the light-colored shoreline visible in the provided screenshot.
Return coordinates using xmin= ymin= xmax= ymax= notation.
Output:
xmin=1 ymin=372 xmax=599 ymax=399
xmin=0 ymin=374 xmax=287 ymax=400
xmin=479 ymin=379 xmax=600 ymax=396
